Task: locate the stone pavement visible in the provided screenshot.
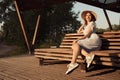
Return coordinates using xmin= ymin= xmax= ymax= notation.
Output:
xmin=0 ymin=55 xmax=120 ymax=80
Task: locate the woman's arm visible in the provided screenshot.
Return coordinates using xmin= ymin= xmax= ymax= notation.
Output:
xmin=78 ymin=22 xmax=94 ymax=40
xmin=77 ymin=24 xmax=84 ymax=34
xmin=74 ymin=23 xmax=94 ymax=43
xmin=79 ymin=27 xmax=92 ymax=39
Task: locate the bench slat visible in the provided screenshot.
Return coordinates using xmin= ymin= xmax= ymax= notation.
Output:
xmin=61 ymin=42 xmax=120 ymax=46
xmin=93 ymin=61 xmax=120 ymax=67
xmin=99 ymin=35 xmax=120 ymax=38
xmin=35 ymin=55 xmax=84 ymax=62
xmin=35 ymin=48 xmax=120 ymax=57
xmin=35 ymin=55 xmax=120 ymax=67
xmin=35 ymin=51 xmax=120 ymax=62
xmin=35 ymin=52 xmax=82 ymax=59
xmin=64 ymin=36 xmax=82 ymax=39
xmin=60 ymin=45 xmax=120 ymax=50
xmin=103 ymin=31 xmax=120 ymax=34
xmin=102 ymin=39 xmax=120 ymax=41
xmin=65 ymin=33 xmax=83 ymax=36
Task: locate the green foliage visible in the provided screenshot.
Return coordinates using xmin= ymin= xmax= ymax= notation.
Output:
xmin=0 ymin=0 xmax=27 ymax=48
xmin=112 ymin=24 xmax=120 ymax=31
xmin=31 ymin=1 xmax=81 ymax=48
xmin=3 ymin=12 xmax=25 ymax=46
xmin=105 ymin=24 xmax=120 ymax=31
xmin=96 ymin=24 xmax=120 ymax=34
xmin=96 ymin=28 xmax=106 ymax=33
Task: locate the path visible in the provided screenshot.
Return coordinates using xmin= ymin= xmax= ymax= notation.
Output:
xmin=0 ymin=55 xmax=120 ymax=80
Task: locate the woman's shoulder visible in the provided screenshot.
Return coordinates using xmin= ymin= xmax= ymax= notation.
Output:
xmin=88 ymin=21 xmax=96 ymax=26
xmin=89 ymin=21 xmax=95 ymax=24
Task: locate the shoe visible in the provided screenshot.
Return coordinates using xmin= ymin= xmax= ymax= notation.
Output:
xmin=86 ymin=54 xmax=95 ymax=68
xmin=65 ymin=63 xmax=79 ymax=74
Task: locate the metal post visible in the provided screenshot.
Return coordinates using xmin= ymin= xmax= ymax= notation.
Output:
xmin=103 ymin=9 xmax=113 ymax=31
xmin=32 ymin=15 xmax=40 ymax=46
xmin=14 ymin=0 xmax=31 ymax=54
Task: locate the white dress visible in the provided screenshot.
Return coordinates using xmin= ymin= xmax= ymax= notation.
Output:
xmin=77 ymin=21 xmax=102 ymax=52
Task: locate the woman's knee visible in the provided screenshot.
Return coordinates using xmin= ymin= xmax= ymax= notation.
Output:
xmin=71 ymin=43 xmax=80 ymax=49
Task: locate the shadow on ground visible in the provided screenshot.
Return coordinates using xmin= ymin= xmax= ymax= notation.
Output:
xmin=86 ymin=64 xmax=120 ymax=77
xmin=40 ymin=59 xmax=120 ymax=77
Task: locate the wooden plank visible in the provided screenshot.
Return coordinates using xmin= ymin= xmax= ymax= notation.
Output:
xmin=66 ymin=34 xmax=120 ymax=37
xmin=35 ymin=55 xmax=84 ymax=62
xmin=103 ymin=31 xmax=120 ymax=34
xmin=59 ymin=45 xmax=71 ymax=48
xmin=103 ymin=39 xmax=120 ymax=42
xmin=34 ymin=52 xmax=82 ymax=59
xmin=35 ymin=48 xmax=70 ymax=52
xmin=92 ymin=61 xmax=120 ymax=67
xmin=101 ymin=45 xmax=120 ymax=49
xmin=65 ymin=34 xmax=120 ymax=39
xmin=61 ymin=42 xmax=120 ymax=46
xmin=65 ymin=33 xmax=83 ymax=36
xmin=35 ymin=49 xmax=120 ymax=57
xmin=100 ymin=35 xmax=120 ymax=38
xmin=64 ymin=36 xmax=83 ymax=39
xmin=14 ymin=1 xmax=31 ymax=54
xmin=92 ymin=50 xmax=120 ymax=57
xmin=60 ymin=45 xmax=120 ymax=50
xmin=35 ymin=52 xmax=120 ymax=62
xmin=35 ymin=50 xmax=72 ymax=54
xmin=32 ymin=15 xmax=40 ymax=46
xmin=102 ymin=39 xmax=120 ymax=42
xmin=61 ymin=42 xmax=72 ymax=45
xmin=95 ymin=57 xmax=120 ymax=62
xmin=102 ymin=46 xmax=120 ymax=50
xmin=35 ymin=55 xmax=120 ymax=67
xmin=60 ymin=44 xmax=71 ymax=47
xmin=62 ymin=38 xmax=120 ymax=42
xmin=62 ymin=39 xmax=76 ymax=41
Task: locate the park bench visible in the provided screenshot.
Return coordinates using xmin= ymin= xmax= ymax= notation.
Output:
xmin=34 ymin=31 xmax=120 ymax=69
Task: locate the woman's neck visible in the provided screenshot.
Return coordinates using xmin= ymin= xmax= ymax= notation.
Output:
xmin=86 ymin=21 xmax=91 ymax=25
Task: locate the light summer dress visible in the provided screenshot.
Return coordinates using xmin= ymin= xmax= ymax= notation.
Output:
xmin=77 ymin=21 xmax=102 ymax=52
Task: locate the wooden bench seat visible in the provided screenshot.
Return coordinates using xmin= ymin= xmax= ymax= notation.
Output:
xmin=34 ymin=31 xmax=120 ymax=67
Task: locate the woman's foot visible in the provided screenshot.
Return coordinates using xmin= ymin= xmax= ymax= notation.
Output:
xmin=86 ymin=53 xmax=95 ymax=68
xmin=65 ymin=63 xmax=79 ymax=74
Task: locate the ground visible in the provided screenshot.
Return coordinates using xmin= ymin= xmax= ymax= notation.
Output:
xmin=0 ymin=42 xmax=17 ymax=57
xmin=0 ymin=43 xmax=120 ymax=80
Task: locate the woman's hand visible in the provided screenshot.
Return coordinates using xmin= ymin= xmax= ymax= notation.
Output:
xmin=73 ymin=38 xmax=79 ymax=44
xmin=77 ymin=23 xmax=85 ymax=34
xmin=77 ymin=30 xmax=83 ymax=34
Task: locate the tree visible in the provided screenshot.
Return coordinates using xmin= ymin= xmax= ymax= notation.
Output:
xmin=112 ymin=24 xmax=120 ymax=31
xmin=0 ymin=0 xmax=81 ymax=49
xmin=0 ymin=0 xmax=25 ymax=46
xmin=35 ymin=1 xmax=81 ymax=47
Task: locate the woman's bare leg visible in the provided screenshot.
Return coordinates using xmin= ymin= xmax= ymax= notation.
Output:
xmin=71 ymin=43 xmax=80 ymax=64
xmin=81 ymin=49 xmax=89 ymax=57
xmin=65 ymin=43 xmax=80 ymax=74
xmin=81 ymin=48 xmax=95 ymax=68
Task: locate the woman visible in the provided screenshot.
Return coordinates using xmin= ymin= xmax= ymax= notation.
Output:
xmin=65 ymin=10 xmax=102 ymax=74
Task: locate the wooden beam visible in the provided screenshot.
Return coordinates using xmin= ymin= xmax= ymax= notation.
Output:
xmin=103 ymin=9 xmax=113 ymax=31
xmin=14 ymin=0 xmax=31 ymax=54
xmin=32 ymin=15 xmax=40 ymax=46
